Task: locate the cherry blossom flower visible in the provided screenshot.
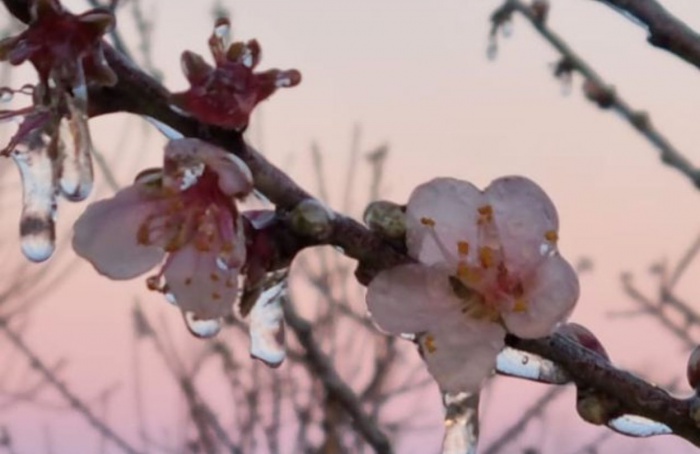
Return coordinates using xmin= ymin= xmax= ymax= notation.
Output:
xmin=73 ymin=138 xmax=253 ymax=336
xmin=366 ymin=176 xmax=579 ymax=393
xmin=171 ymin=18 xmax=301 ymax=130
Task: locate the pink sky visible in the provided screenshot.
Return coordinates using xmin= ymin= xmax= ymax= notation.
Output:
xmin=2 ymin=0 xmax=700 ymax=452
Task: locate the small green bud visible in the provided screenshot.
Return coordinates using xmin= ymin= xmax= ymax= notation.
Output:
xmin=363 ymin=200 xmax=405 ymax=239
xmin=289 ymin=198 xmax=334 ymax=239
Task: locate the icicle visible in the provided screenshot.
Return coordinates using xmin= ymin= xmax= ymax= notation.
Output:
xmin=183 ymin=311 xmax=222 ymax=339
xmin=441 ymin=391 xmax=480 ymax=454
xmin=57 ymin=93 xmax=93 ymax=201
xmin=249 ymin=278 xmax=287 ymax=367
xmin=144 ymin=116 xmax=185 ymax=140
xmin=496 ymin=346 xmax=570 ymax=384
xmin=607 ymin=414 xmax=672 ymax=437
xmin=12 ymin=139 xmax=57 ymax=262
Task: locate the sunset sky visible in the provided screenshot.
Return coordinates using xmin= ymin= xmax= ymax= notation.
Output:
xmin=2 ymin=0 xmax=700 ymax=452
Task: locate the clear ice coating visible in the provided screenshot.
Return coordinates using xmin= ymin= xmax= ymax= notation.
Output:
xmin=249 ymin=280 xmax=287 ymax=368
xmin=183 ymin=311 xmax=222 ymax=339
xmin=144 ymin=116 xmax=185 ymax=140
xmin=496 ymin=347 xmax=571 ymax=384
xmin=57 ymin=94 xmax=94 ymax=201
xmin=0 ymin=88 xmax=13 ymax=103
xmin=441 ymin=391 xmax=480 ymax=454
xmin=12 ymin=140 xmax=57 ymax=262
xmin=607 ymin=414 xmax=672 ymax=437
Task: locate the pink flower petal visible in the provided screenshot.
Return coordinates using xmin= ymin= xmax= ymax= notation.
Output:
xmin=406 ymin=178 xmax=484 ymax=267
xmin=366 ymin=264 xmax=459 ymax=335
xmin=502 ymin=254 xmax=579 ymax=338
xmin=163 ymin=138 xmax=252 ymax=196
xmin=164 ymin=244 xmax=239 ymax=320
xmin=485 ymin=176 xmax=559 ymax=276
xmin=72 ymin=186 xmax=165 ymax=279
xmin=422 ymin=316 xmax=505 ymax=393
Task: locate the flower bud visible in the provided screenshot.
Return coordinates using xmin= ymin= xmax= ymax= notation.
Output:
xmin=557 ymin=322 xmax=609 ymax=360
xmin=363 ymin=200 xmax=406 ymax=239
xmin=289 ymin=198 xmax=335 ymax=239
xmin=576 ymin=389 xmax=620 ymax=426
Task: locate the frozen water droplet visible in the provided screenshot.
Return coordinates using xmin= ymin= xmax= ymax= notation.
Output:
xmin=607 ymin=414 xmax=672 ymax=437
xmin=12 ymin=142 xmax=57 ymax=262
xmin=501 ymin=20 xmax=513 ymax=37
xmin=57 ymin=94 xmax=93 ymax=201
xmin=144 ymin=116 xmax=185 ymax=140
xmin=441 ymin=391 xmax=479 ymax=454
xmin=242 ymin=49 xmax=254 ymax=68
xmin=400 ymin=333 xmax=416 ymax=341
xmin=183 ymin=311 xmax=222 ymax=338
xmin=214 ymin=18 xmax=231 ymax=42
xmin=496 ymin=347 xmax=570 ymax=384
xmin=249 ymin=280 xmax=287 ymax=367
xmin=333 ymin=246 xmax=346 ymax=255
xmin=216 ymin=256 xmax=230 ymax=271
xmin=486 ymin=38 xmax=498 ymax=61
xmin=0 ymin=88 xmax=13 ymax=103
xmin=164 ymin=292 xmax=178 ymax=306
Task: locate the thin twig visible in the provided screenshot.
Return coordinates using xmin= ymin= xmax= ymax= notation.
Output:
xmin=283 ymin=296 xmax=393 ymax=454
xmin=593 ymin=0 xmax=700 ymax=71
xmin=492 ymin=0 xmax=700 ymax=189
xmin=0 ymin=321 xmax=143 ymax=454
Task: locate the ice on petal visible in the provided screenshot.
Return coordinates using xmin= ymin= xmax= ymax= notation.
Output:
xmin=12 ymin=142 xmax=57 ymax=262
xmin=0 ymin=88 xmax=13 ymax=103
xmin=496 ymin=347 xmax=570 ymax=384
xmin=57 ymin=94 xmax=94 ymax=201
xmin=607 ymin=414 xmax=672 ymax=437
xmin=485 ymin=176 xmax=559 ymax=275
xmin=441 ymin=391 xmax=479 ymax=454
xmin=183 ymin=311 xmax=222 ymax=339
xmin=249 ymin=280 xmax=287 ymax=368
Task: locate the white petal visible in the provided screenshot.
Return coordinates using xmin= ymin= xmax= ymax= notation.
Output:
xmin=485 ymin=176 xmax=559 ymax=276
xmin=72 ymin=186 xmax=165 ymax=279
xmin=366 ymin=264 xmax=459 ymax=335
xmin=406 ymin=178 xmax=484 ymax=266
xmin=423 ymin=316 xmax=505 ymax=393
xmin=502 ymin=254 xmax=579 ymax=339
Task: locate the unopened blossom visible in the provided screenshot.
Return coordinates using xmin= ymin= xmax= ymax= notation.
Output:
xmin=171 ymin=17 xmax=301 ymax=130
xmin=73 ymin=139 xmax=253 ymax=335
xmin=366 ymin=176 xmax=579 ymax=393
xmin=0 ymin=0 xmax=116 ymax=91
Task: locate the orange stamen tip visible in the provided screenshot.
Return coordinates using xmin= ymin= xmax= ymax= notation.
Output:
xmin=479 ymin=246 xmax=495 ymax=269
xmin=477 ymin=205 xmax=493 ymax=216
xmin=545 ymin=230 xmax=558 ymax=242
xmin=457 ymin=241 xmax=470 ymax=256
xmin=420 ymin=217 xmax=436 ymax=227
xmin=513 ymin=298 xmax=528 ymax=313
xmin=424 ymin=334 xmax=437 ymax=354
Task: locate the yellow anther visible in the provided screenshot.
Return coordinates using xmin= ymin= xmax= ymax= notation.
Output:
xmin=457 ymin=262 xmax=481 ymax=285
xmin=479 ymin=246 xmax=495 ymax=269
xmin=424 ymin=334 xmax=437 ymax=354
xmin=457 ymin=241 xmax=470 ymax=256
xmin=545 ymin=230 xmax=558 ymax=243
xmin=477 ymin=205 xmax=493 ymax=224
xmin=513 ymin=298 xmax=528 ymax=313
xmin=420 ymin=217 xmax=436 ymax=227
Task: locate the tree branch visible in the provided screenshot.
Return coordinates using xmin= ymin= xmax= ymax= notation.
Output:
xmin=593 ymin=0 xmax=700 ymax=71
xmin=492 ymin=0 xmax=700 ymax=189
xmin=283 ymin=297 xmax=393 ymax=454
